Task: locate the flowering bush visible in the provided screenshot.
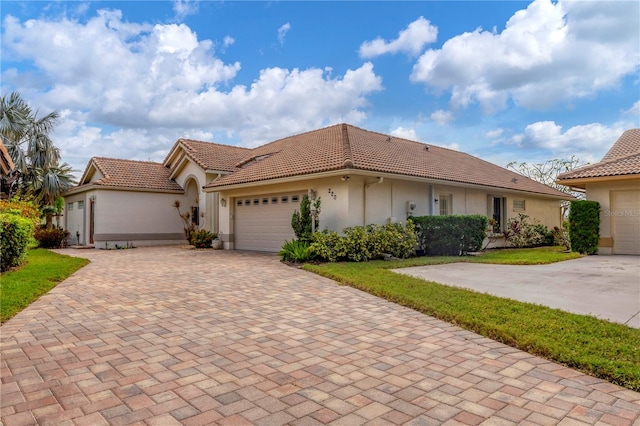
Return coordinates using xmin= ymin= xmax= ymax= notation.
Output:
xmin=190 ymin=230 xmax=217 ymax=248
xmin=34 ymin=227 xmax=69 ymax=249
xmin=503 ymin=213 xmax=548 ymax=248
xmin=551 ymin=226 xmax=571 ymax=251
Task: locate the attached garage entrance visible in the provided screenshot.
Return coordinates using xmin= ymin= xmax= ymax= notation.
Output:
xmin=611 ymin=190 xmax=640 ymax=255
xmin=234 ymin=192 xmax=303 ymax=252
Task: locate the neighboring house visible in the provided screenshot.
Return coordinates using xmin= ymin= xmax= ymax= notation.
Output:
xmin=65 ymin=140 xmax=249 ymax=248
xmin=205 ymin=124 xmax=568 ymax=251
xmin=0 ymin=139 xmax=19 ymax=199
xmin=557 ymin=129 xmax=640 ymax=255
xmin=66 ymin=123 xmax=568 ymax=251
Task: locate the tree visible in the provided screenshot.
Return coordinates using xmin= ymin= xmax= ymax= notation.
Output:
xmin=506 ymin=156 xmax=588 ymax=218
xmin=0 ymin=92 xmax=76 ymax=227
xmin=291 ymin=194 xmax=321 ymax=241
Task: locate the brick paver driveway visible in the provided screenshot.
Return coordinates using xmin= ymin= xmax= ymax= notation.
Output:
xmin=2 ymin=247 xmax=639 ymax=426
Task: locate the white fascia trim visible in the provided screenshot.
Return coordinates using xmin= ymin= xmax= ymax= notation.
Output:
xmin=64 ymin=184 xmax=184 ymax=196
xmin=204 ymin=169 xmax=569 ymax=200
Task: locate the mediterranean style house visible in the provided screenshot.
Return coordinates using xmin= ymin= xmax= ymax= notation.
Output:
xmin=557 ymin=129 xmax=640 ymax=255
xmin=65 ymin=123 xmax=568 ymax=251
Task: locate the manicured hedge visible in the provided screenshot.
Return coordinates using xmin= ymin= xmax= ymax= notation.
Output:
xmin=1 ymin=213 xmax=35 ymax=272
xmin=412 ymin=215 xmax=488 ymax=256
xmin=569 ymin=200 xmax=600 ymax=254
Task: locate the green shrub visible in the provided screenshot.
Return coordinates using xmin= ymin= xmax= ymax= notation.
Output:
xmin=569 ymin=200 xmax=600 ymax=254
xmin=310 ymin=222 xmax=417 ymax=262
xmin=412 ymin=215 xmax=488 ymax=256
xmin=309 ymin=230 xmax=344 ymax=262
xmin=190 ymin=229 xmax=217 ymax=248
xmin=34 ymin=227 xmax=70 ymax=249
xmin=367 ymin=222 xmax=417 ymax=259
xmin=1 ymin=213 xmax=35 ymax=272
xmin=503 ymin=213 xmax=548 ymax=248
xmin=279 ymin=239 xmax=314 ymax=262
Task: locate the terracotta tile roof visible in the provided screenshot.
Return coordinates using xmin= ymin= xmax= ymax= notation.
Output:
xmin=557 ymin=129 xmax=640 ymax=181
xmin=169 ymin=139 xmax=250 ymax=172
xmin=206 ymin=123 xmax=568 ymax=198
xmin=78 ymin=157 xmax=182 ymax=191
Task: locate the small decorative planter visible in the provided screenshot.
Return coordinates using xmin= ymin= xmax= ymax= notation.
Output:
xmin=211 ymin=239 xmax=222 ymax=249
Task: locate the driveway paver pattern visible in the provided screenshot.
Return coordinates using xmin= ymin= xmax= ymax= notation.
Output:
xmin=1 ymin=246 xmax=639 ymax=426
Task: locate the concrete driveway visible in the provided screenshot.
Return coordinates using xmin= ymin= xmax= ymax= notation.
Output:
xmin=394 ymin=256 xmax=640 ymax=329
xmin=1 ymin=247 xmax=639 ymax=425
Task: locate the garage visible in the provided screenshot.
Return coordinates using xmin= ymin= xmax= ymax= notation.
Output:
xmin=611 ymin=190 xmax=640 ymax=255
xmin=234 ymin=192 xmax=303 ymax=252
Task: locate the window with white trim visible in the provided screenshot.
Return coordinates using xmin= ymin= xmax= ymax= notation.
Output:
xmin=439 ymin=194 xmax=452 ymax=216
xmin=513 ymin=199 xmax=525 ymax=211
xmin=67 ymin=202 xmax=73 ymax=211
xmin=77 ymin=200 xmax=84 ymax=210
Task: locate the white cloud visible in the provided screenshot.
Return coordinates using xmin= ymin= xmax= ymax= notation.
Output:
xmin=359 ymin=17 xmax=437 ymax=58
xmin=2 ymin=10 xmax=383 ymax=170
xmin=622 ymin=100 xmax=640 ymax=117
xmin=411 ymin=0 xmax=640 ymax=113
xmin=485 ymin=128 xmax=504 ymax=139
xmin=436 ymin=142 xmax=460 ymax=151
xmin=390 ymin=127 xmax=418 ymax=141
xmin=512 ymin=120 xmax=627 ymax=162
xmin=277 ymin=22 xmax=291 ymax=45
xmin=430 ymin=109 xmax=453 ymax=126
xmin=223 ymin=36 xmax=234 ymax=48
xmin=173 ymin=0 xmax=199 ymax=20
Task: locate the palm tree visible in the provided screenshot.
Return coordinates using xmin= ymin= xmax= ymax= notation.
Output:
xmin=0 ymin=92 xmax=76 ymax=227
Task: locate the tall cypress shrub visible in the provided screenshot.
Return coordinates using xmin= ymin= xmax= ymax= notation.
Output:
xmin=568 ymin=200 xmax=600 ymax=254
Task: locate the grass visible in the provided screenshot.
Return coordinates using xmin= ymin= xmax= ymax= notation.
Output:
xmin=304 ymin=247 xmax=640 ymax=391
xmin=1 ymin=249 xmax=89 ymax=323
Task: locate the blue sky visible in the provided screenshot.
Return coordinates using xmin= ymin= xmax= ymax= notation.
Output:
xmin=2 ymin=0 xmax=638 ymax=178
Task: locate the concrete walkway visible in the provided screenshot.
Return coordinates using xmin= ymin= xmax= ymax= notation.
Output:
xmin=1 ymin=247 xmax=638 ymax=425
xmin=393 ymin=256 xmax=640 ymax=328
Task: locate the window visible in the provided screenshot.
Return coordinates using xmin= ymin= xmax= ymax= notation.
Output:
xmin=271 ymin=197 xmax=278 ymax=204
xmin=77 ymin=201 xmax=84 ymax=210
xmin=236 ymin=200 xmax=243 ymax=206
xmin=244 ymin=199 xmax=251 ymax=206
xmin=490 ymin=196 xmax=506 ymax=233
xmin=191 ymin=206 xmax=199 ymax=226
xmin=292 ymin=195 xmax=299 ymax=202
xmin=262 ymin=198 xmax=269 ymax=205
xmin=513 ymin=199 xmax=525 ymax=211
xmin=67 ymin=202 xmax=73 ymax=211
xmin=253 ymin=199 xmax=259 ymax=205
xmin=281 ymin=196 xmax=288 ymax=203
xmin=439 ymin=194 xmax=452 ymax=216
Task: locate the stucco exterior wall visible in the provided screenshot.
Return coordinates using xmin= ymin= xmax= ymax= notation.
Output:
xmin=212 ymin=173 xmax=565 ymax=250
xmin=89 ymin=189 xmax=186 ymax=248
xmin=505 ymin=196 xmax=562 ymax=229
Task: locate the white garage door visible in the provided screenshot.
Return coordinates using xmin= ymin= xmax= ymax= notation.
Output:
xmin=234 ymin=192 xmax=303 ymax=252
xmin=611 ymin=190 xmax=640 ymax=255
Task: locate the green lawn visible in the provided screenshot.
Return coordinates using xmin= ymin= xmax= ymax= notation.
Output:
xmin=304 ymin=247 xmax=640 ymax=391
xmin=1 ymin=249 xmax=89 ymax=323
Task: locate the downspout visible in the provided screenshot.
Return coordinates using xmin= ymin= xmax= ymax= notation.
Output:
xmin=212 ymin=173 xmax=222 ymax=234
xmin=363 ymin=177 xmax=384 ymax=225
